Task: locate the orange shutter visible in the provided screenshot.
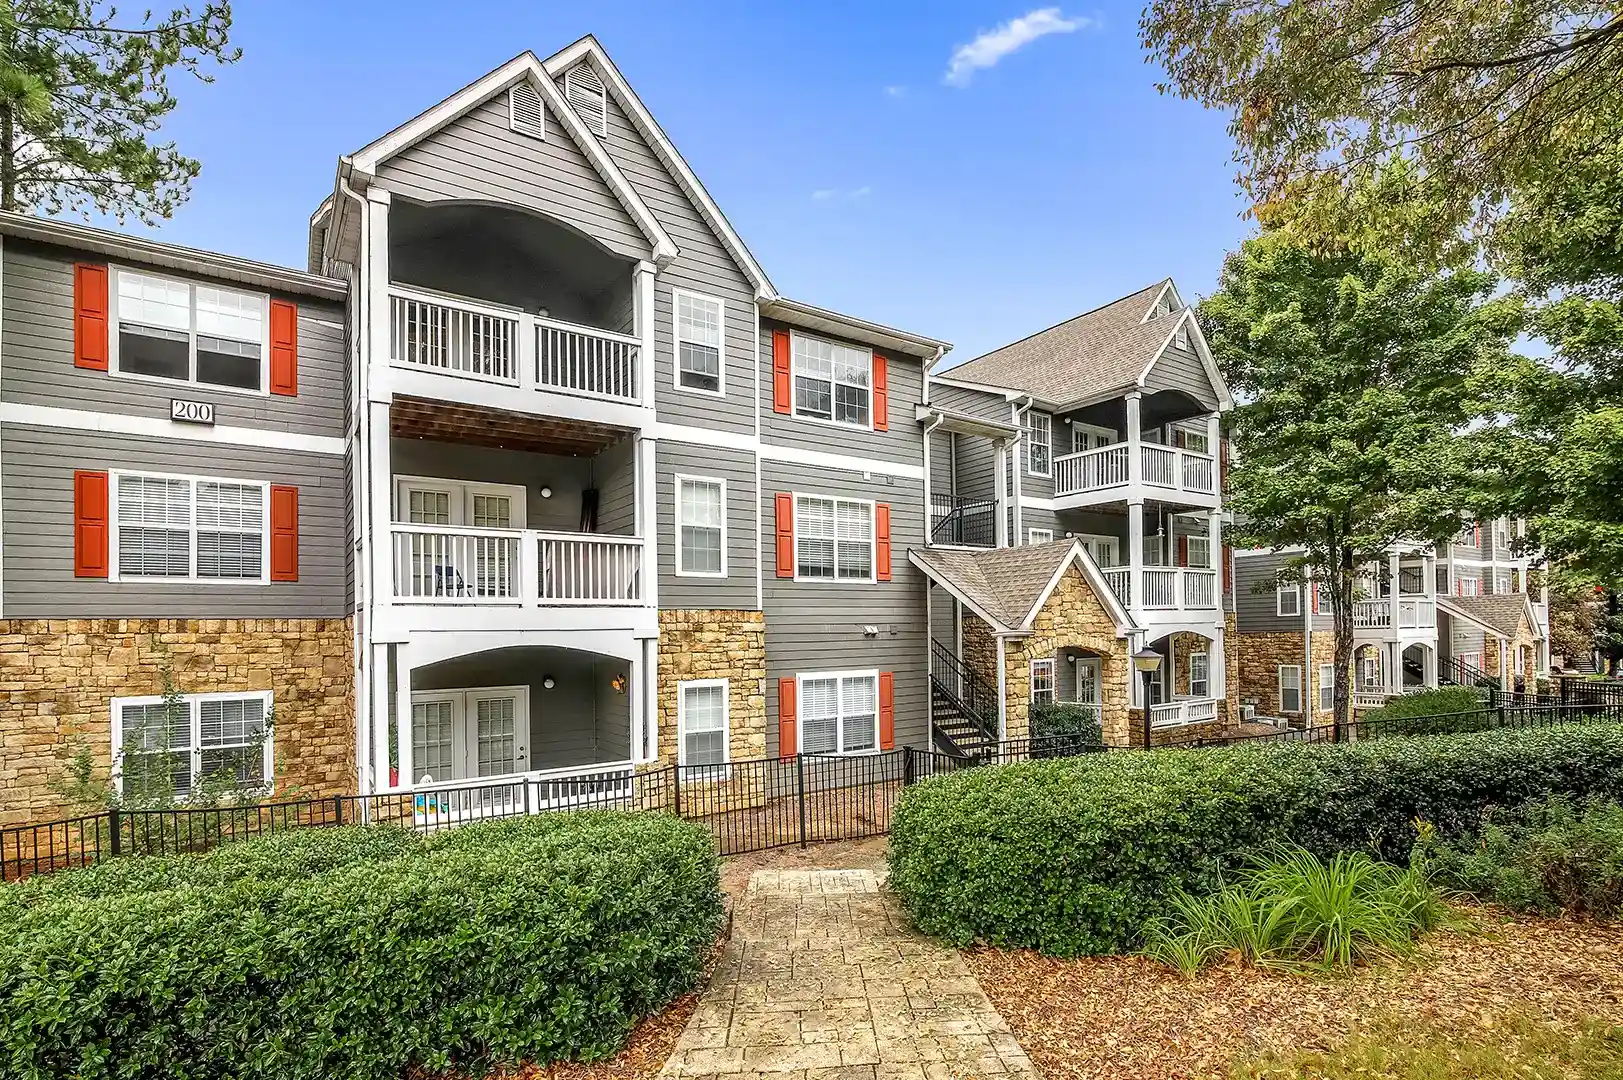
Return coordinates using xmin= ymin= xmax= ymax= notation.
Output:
xmin=74 ymin=264 xmax=109 ymax=371
xmin=1177 ymin=536 xmax=1189 ymax=566
xmin=270 ymin=485 xmax=299 ymax=581
xmin=879 ymin=672 xmax=895 ymax=750
xmin=1311 ymin=583 xmax=1321 ymax=613
xmin=269 ymin=300 xmax=298 ymax=396
xmin=1219 ymin=438 xmax=1230 ymax=492
xmin=772 ymin=330 xmax=791 ymax=414
xmin=872 ymin=352 xmax=888 ymax=431
xmin=876 ymin=503 xmax=891 ymax=581
xmin=1222 ymin=543 xmax=1233 ymax=595
xmin=778 ymin=677 xmax=797 ymax=758
xmin=73 ymin=471 xmax=110 ymax=577
xmin=774 ymin=492 xmax=795 ymax=577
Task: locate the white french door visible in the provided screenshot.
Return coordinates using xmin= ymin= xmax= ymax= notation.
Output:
xmin=395 ymin=477 xmax=525 ymax=600
xmin=1072 ymin=658 xmax=1100 ymax=707
xmin=1076 ymin=534 xmax=1120 ymax=568
xmin=409 ymin=686 xmax=530 ymax=785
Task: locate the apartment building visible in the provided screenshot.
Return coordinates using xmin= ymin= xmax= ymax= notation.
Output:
xmin=1231 ymin=524 xmax=1550 ymax=725
xmin=0 ymin=38 xmax=1250 ymax=827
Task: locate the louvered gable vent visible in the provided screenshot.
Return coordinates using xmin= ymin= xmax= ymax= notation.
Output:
xmin=509 ymin=80 xmax=544 ymax=138
xmin=564 ymin=63 xmax=607 ymax=137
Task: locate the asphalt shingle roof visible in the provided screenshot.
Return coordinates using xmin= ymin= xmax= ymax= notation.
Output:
xmin=911 ymin=541 xmax=1083 ymax=629
xmin=945 ymin=281 xmax=1175 ymax=402
xmin=1444 ymin=594 xmax=1533 ymax=637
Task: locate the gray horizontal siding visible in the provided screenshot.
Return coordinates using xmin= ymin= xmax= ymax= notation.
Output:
xmin=929 ymin=380 xmax=1010 ymax=422
xmin=596 ymin=436 xmax=637 ymax=535
xmin=576 ymin=88 xmax=756 ymax=433
xmin=656 ymin=442 xmax=757 ymax=610
xmin=390 ymin=439 xmax=633 ymax=535
xmin=759 ymin=318 xmax=926 ymax=465
xmin=374 ymin=92 xmax=651 ymax=262
xmin=1144 ymin=339 xmax=1219 ymax=410
xmin=952 ymin=433 xmax=998 ymax=502
xmin=2 ymin=239 xmax=346 ymax=439
xmin=1019 ymin=504 xmax=1059 ymax=543
xmin=2 ymin=425 xmax=345 ymax=618
xmin=761 ymin=462 xmax=928 ymax=755
xmin=1018 ymin=408 xmax=1054 ymax=500
xmin=1234 ymin=551 xmax=1312 ymax=633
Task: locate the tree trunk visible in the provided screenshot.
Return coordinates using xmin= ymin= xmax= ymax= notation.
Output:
xmin=0 ymin=101 xmax=15 ymax=213
xmin=1331 ymin=543 xmax=1355 ymax=737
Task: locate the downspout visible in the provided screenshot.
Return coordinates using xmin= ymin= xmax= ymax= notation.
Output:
xmin=921 ymin=344 xmax=945 ymax=406
xmin=1010 ymin=395 xmax=1034 ymax=546
xmin=923 ymin=413 xmax=945 ymax=547
xmin=337 ymin=159 xmax=371 ymax=794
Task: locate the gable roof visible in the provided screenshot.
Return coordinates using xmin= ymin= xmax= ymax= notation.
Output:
xmin=910 ymin=540 xmax=1137 ymax=634
xmin=943 ymin=279 xmax=1231 ymax=411
xmin=342 ymin=52 xmax=677 ymax=267
xmin=543 ymin=36 xmax=776 ymax=301
xmin=1439 ymin=594 xmax=1539 ymax=639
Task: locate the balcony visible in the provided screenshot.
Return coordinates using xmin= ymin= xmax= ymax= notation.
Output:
xmin=1352 ymin=597 xmax=1437 ymax=632
xmin=391 ymin=525 xmax=645 ymax=607
xmin=929 ymin=494 xmax=998 ymax=548
xmin=1099 ymin=566 xmax=1219 ymax=615
xmin=388 ymin=286 xmax=645 ymax=424
xmin=1149 ymin=698 xmax=1221 ymax=728
xmin=1053 ymin=441 xmax=1218 ymax=507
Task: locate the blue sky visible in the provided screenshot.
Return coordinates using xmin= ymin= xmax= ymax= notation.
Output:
xmin=109 ymin=0 xmax=1253 ymax=362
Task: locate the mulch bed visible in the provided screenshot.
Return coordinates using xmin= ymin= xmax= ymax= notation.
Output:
xmin=510 ymin=992 xmax=700 ymax=1080
xmin=965 ymin=910 xmax=1623 ymax=1080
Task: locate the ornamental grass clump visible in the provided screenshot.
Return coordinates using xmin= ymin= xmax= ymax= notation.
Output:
xmin=1141 ymin=846 xmax=1455 ymax=975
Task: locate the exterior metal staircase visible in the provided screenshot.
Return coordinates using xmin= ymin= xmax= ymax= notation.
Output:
xmin=929 ymin=639 xmax=1000 ymax=756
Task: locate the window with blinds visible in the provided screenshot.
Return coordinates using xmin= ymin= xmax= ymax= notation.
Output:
xmin=114 ymin=472 xmax=268 ymax=582
xmin=564 ymin=63 xmax=608 ymax=136
xmin=509 ymin=80 xmax=545 ymax=137
xmin=114 ymin=269 xmax=266 ymax=391
xmin=792 ymin=334 xmax=871 ymax=427
xmin=115 ymin=691 xmax=271 ymax=799
xmin=679 ymin=680 xmax=729 ymax=770
xmin=798 ymin=672 xmax=878 ymax=755
xmin=794 ymin=495 xmax=874 ymax=581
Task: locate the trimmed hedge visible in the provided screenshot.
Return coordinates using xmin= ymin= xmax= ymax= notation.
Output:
xmin=0 ymin=811 xmax=723 ymax=1079
xmin=1362 ymin=687 xmax=1488 ymax=735
xmin=888 ymin=723 xmax=1623 ymax=956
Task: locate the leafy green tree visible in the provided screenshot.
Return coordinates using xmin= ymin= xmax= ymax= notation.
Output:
xmin=0 ymin=1 xmax=238 ymax=221
xmin=1139 ymin=0 xmax=1623 ymax=252
xmin=1204 ymin=231 xmax=1515 ymax=731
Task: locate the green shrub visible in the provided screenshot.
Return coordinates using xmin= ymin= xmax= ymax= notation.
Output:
xmin=1028 ymin=702 xmax=1103 ymax=749
xmin=0 ymin=811 xmax=723 ymax=1079
xmin=1143 ymin=847 xmax=1454 ymax=974
xmin=1423 ymin=797 xmax=1623 ymax=918
xmin=888 ymin=722 xmax=1623 ymax=956
xmin=1361 ymin=687 xmax=1488 ymax=736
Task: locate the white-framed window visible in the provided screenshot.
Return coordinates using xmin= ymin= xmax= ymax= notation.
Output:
xmin=1494 ymin=571 xmax=1513 ymax=595
xmin=1276 ymin=582 xmax=1301 ymax=617
xmin=675 ymin=475 xmax=726 ymax=577
xmin=1189 ymin=651 xmax=1209 ymax=698
xmin=1077 ymin=534 xmax=1120 ymax=567
xmin=1030 ymin=658 xmax=1056 ymax=704
xmin=673 ymin=289 xmax=724 ymax=395
xmin=1319 ymin=664 xmax=1336 ymax=711
xmin=112 ymin=690 xmax=273 ymax=799
xmin=1069 ymin=422 xmax=1118 ymax=453
xmin=1278 ymin=665 xmax=1302 ymax=713
xmin=677 ymin=679 xmax=729 ymax=771
xmin=1515 ymin=647 xmax=1526 ymax=675
xmin=792 ymin=333 xmax=871 ymax=428
xmin=794 ymin=494 xmax=875 ymax=582
xmin=111 ymin=470 xmax=269 ymax=583
xmin=1172 ymin=423 xmax=1209 ymax=453
xmin=1174 ymin=321 xmax=1190 ymax=351
xmin=798 ymin=670 xmax=879 ymax=755
xmin=1456 ymin=575 xmax=1481 ymax=596
xmin=111 ymin=267 xmax=269 ymax=394
xmin=1025 ymin=411 xmax=1051 ymax=476
xmin=1027 ymin=528 xmax=1054 ymax=545
xmin=1186 ymin=535 xmax=1212 ymax=568
xmin=563 ymin=62 xmax=608 ymax=136
xmin=508 ymin=80 xmax=545 ymax=138
xmin=1359 ymin=655 xmax=1382 ymax=689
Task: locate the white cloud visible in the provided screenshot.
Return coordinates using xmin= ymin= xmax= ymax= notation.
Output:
xmin=884 ymin=85 xmax=907 ymax=98
xmin=811 ymin=186 xmax=872 ymax=203
xmin=944 ymin=8 xmax=1091 ymax=87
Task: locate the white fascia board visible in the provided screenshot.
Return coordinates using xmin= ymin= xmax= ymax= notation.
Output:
xmin=1139 ymin=279 xmax=1177 ymax=323
xmin=1015 ymin=542 xmax=1138 ymax=636
xmin=348 ymin=52 xmax=678 ymax=266
xmin=544 ymin=37 xmax=775 ymax=299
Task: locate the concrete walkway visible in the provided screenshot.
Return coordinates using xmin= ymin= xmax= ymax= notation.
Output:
xmin=659 ymin=868 xmax=1040 ymax=1079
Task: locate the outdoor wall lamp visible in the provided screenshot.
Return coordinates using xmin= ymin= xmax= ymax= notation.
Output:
xmin=540 ymin=487 xmax=553 ymax=499
xmin=542 ymin=677 xmax=556 ymax=690
xmin=1133 ymin=648 xmax=1164 ymax=747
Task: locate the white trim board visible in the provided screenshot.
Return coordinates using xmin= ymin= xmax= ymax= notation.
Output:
xmin=0 ymin=402 xmax=346 ymax=455
xmin=648 ymin=421 xmax=927 ymax=482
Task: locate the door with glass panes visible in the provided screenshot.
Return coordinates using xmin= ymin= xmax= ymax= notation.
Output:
xmin=395 ymin=479 xmax=525 ymax=600
xmin=408 ymin=687 xmax=529 ymax=784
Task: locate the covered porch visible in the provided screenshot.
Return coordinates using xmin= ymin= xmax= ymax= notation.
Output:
xmin=1051 ymin=389 xmax=1221 ymax=509
xmin=1137 ymin=629 xmax=1226 ymax=731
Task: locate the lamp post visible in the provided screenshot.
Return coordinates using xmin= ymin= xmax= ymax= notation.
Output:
xmin=1133 ymin=647 xmax=1163 ymax=748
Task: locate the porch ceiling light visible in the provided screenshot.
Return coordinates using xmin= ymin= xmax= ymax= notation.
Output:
xmin=1133 ymin=648 xmax=1164 ymax=674
xmin=542 ymin=677 xmax=556 ymax=690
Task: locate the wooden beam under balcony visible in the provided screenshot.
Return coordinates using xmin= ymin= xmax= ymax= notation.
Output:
xmin=390 ymin=396 xmax=631 ymax=456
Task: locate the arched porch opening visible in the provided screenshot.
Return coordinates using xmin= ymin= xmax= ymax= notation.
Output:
xmin=1400 ymin=642 xmax=1434 ymax=692
xmin=1141 ymin=629 xmax=1222 ymax=729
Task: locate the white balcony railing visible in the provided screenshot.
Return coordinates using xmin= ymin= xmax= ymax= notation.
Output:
xmin=391 ymin=525 xmax=644 ymax=606
xmin=1140 ymin=567 xmax=1219 ymax=611
xmin=1052 ymin=441 xmax=1217 ymax=498
xmin=1101 ymin=567 xmax=1132 ymax=609
xmin=389 ymin=286 xmax=641 ymax=406
xmin=1353 ymin=596 xmax=1437 ymax=630
xmin=1149 ymin=698 xmax=1221 ymax=728
xmin=1353 ymin=599 xmax=1390 ymax=628
xmin=407 ymin=761 xmax=637 ymax=828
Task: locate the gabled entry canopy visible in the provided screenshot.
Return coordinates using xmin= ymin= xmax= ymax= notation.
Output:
xmin=911 ymin=539 xmax=1139 ymax=636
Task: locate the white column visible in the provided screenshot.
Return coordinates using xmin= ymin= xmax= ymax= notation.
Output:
xmin=642 ymin=636 xmax=660 ymax=762
xmin=368 ymin=401 xmax=394 ymax=610
xmin=1387 ymin=550 xmax=1401 ymax=626
xmin=1209 ymin=630 xmax=1226 ymax=704
xmin=635 ymin=261 xmax=657 ymax=412
xmin=994 ymin=635 xmax=1008 ymax=739
xmin=1010 ymin=423 xmax=1024 ymax=544
xmin=1127 ymin=499 xmax=1145 ymax=612
xmin=394 ymin=644 xmax=413 ymax=788
xmin=1125 ymin=392 xmax=1143 ymax=489
xmin=1425 ymin=646 xmax=1438 ymax=688
xmin=994 ymin=440 xmax=1010 ymax=547
xmin=628 ymin=648 xmax=644 ymax=764
xmin=369 ymin=643 xmax=390 ymax=794
xmin=925 ymin=583 xmax=935 ymax=733
xmin=635 ymin=434 xmax=658 ymax=609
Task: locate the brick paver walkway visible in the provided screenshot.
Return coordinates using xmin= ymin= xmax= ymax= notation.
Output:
xmin=660 ymin=868 xmax=1040 ymax=1079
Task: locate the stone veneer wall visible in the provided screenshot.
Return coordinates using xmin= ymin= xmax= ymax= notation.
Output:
xmin=1234 ymin=629 xmax=1347 ymax=724
xmin=0 ymin=618 xmax=354 ymax=828
xmin=1483 ymin=612 xmax=1541 ymax=683
xmin=654 ymin=609 xmax=767 ymax=769
xmin=1224 ymin=612 xmax=1241 ymax=723
xmin=1002 ymin=565 xmax=1132 ymax=745
xmin=961 ymin=614 xmax=999 ymax=698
